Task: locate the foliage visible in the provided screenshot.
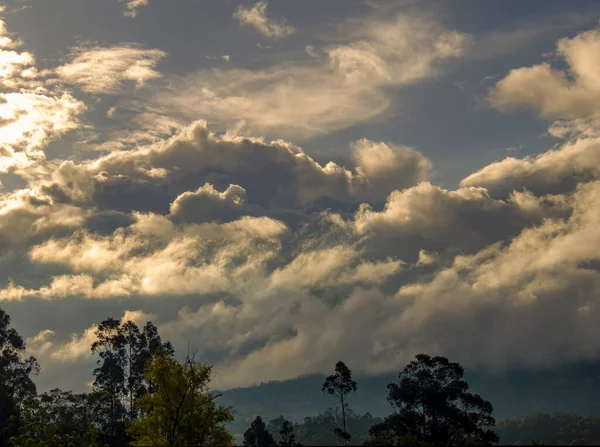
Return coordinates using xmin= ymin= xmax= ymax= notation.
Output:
xmin=0 ymin=307 xmax=39 ymax=445
xmin=267 ymin=416 xmax=303 ymax=446
xmin=279 ymin=419 xmax=302 ymax=446
xmin=90 ymin=318 xmax=174 ymax=444
xmin=495 ymin=412 xmax=600 ymax=445
xmin=322 ymin=361 xmax=357 ymax=445
xmin=367 ymin=354 xmax=499 ymax=446
xmin=294 ymin=408 xmax=380 ymax=446
xmin=243 ymin=415 xmax=276 ymax=446
xmin=126 ymin=353 xmax=235 ymax=446
xmin=9 ymin=389 xmax=111 ymax=447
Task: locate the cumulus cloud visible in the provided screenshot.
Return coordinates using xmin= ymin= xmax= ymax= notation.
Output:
xmin=43 ymin=175 xmax=599 ymax=389
xmin=1 ymin=93 xmax=597 ymax=393
xmin=38 ymin=122 xmax=430 ymax=214
xmin=488 ymin=26 xmax=600 ymax=120
xmin=461 ymin=138 xmax=600 ymax=196
xmin=233 ymin=1 xmax=296 ymax=39
xmin=473 ymin=25 xmax=600 ymax=197
xmin=3 ymin=125 xmax=599 ymax=391
xmin=57 ymin=45 xmax=166 ymax=95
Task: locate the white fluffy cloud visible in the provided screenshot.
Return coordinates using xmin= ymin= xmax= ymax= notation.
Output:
xmin=233 ymin=1 xmax=295 ymax=39
xmin=488 ymin=26 xmax=600 ymax=121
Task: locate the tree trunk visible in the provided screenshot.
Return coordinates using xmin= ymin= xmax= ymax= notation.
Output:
xmin=341 ymin=395 xmax=346 ymax=446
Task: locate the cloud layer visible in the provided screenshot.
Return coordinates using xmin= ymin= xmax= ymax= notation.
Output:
xmin=1 ymin=7 xmax=600 ymax=394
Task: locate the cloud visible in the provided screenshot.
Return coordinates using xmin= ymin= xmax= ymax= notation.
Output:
xmin=38 ymin=122 xmax=430 ymax=214
xmin=1 ymin=11 xmax=600 ymax=395
xmin=415 ymin=249 xmax=438 ymax=267
xmin=120 ymin=0 xmax=149 ymax=18
xmin=156 ymin=12 xmax=467 ymax=139
xmin=27 ymin=326 xmax=97 ymax=362
xmin=472 ymin=25 xmax=600 ymax=197
xmin=3 ymin=129 xmax=599 ymax=392
xmin=233 ymin=1 xmax=296 ymax=39
xmin=169 ymin=183 xmax=249 ymax=224
xmin=461 ymin=138 xmax=600 ymax=197
xmin=57 ymin=45 xmax=166 ymax=95
xmin=0 ymin=102 xmax=596 ymax=394
xmin=0 ymin=13 xmax=85 ymax=175
xmin=0 ymin=92 xmax=85 ymax=169
xmin=150 ymin=180 xmax=600 ymax=388
xmin=488 ymin=26 xmax=600 ymax=120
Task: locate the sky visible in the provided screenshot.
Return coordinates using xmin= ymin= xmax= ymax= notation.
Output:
xmin=1 ymin=0 xmax=600 ymax=393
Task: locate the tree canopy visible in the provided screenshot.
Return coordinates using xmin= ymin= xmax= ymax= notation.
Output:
xmin=367 ymin=354 xmax=499 ymax=446
xmin=127 ymin=353 xmax=235 ymax=446
xmin=243 ymin=415 xmax=276 ymax=446
xmin=0 ymin=308 xmax=39 ymax=445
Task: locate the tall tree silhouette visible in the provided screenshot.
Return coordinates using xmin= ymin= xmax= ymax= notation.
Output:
xmin=120 ymin=320 xmax=143 ymax=420
xmin=322 ymin=361 xmax=357 ymax=446
xmin=91 ymin=317 xmax=126 ymax=441
xmin=244 ymin=415 xmax=276 ymax=446
xmin=91 ymin=317 xmax=174 ymax=443
xmin=0 ymin=308 xmax=39 ymax=445
xmin=279 ymin=419 xmax=302 ymax=446
xmin=137 ymin=321 xmax=175 ymax=396
xmin=367 ymin=354 xmax=499 ymax=446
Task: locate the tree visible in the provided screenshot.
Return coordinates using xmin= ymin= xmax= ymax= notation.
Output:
xmin=367 ymin=354 xmax=499 ymax=446
xmin=267 ymin=416 xmax=302 ymax=446
xmin=120 ymin=320 xmax=143 ymax=420
xmin=90 ymin=317 xmax=175 ymax=442
xmin=243 ymin=415 xmax=276 ymax=446
xmin=0 ymin=308 xmax=38 ymax=445
xmin=127 ymin=353 xmax=234 ymax=446
xmin=279 ymin=419 xmax=302 ymax=446
xmin=322 ymin=361 xmax=357 ymax=445
xmin=9 ymin=389 xmax=111 ymax=447
xmin=91 ymin=318 xmax=127 ymax=443
xmin=137 ymin=321 xmax=175 ymax=396
xmin=495 ymin=412 xmax=600 ymax=445
xmin=293 ymin=408 xmax=378 ymax=446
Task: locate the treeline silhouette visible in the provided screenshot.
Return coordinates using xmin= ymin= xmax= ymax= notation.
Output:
xmin=1 ymin=307 xmax=600 ymax=446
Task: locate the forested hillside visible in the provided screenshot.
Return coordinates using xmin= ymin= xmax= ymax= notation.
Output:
xmin=496 ymin=413 xmax=600 ymax=445
xmin=219 ymin=361 xmax=600 ymax=435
